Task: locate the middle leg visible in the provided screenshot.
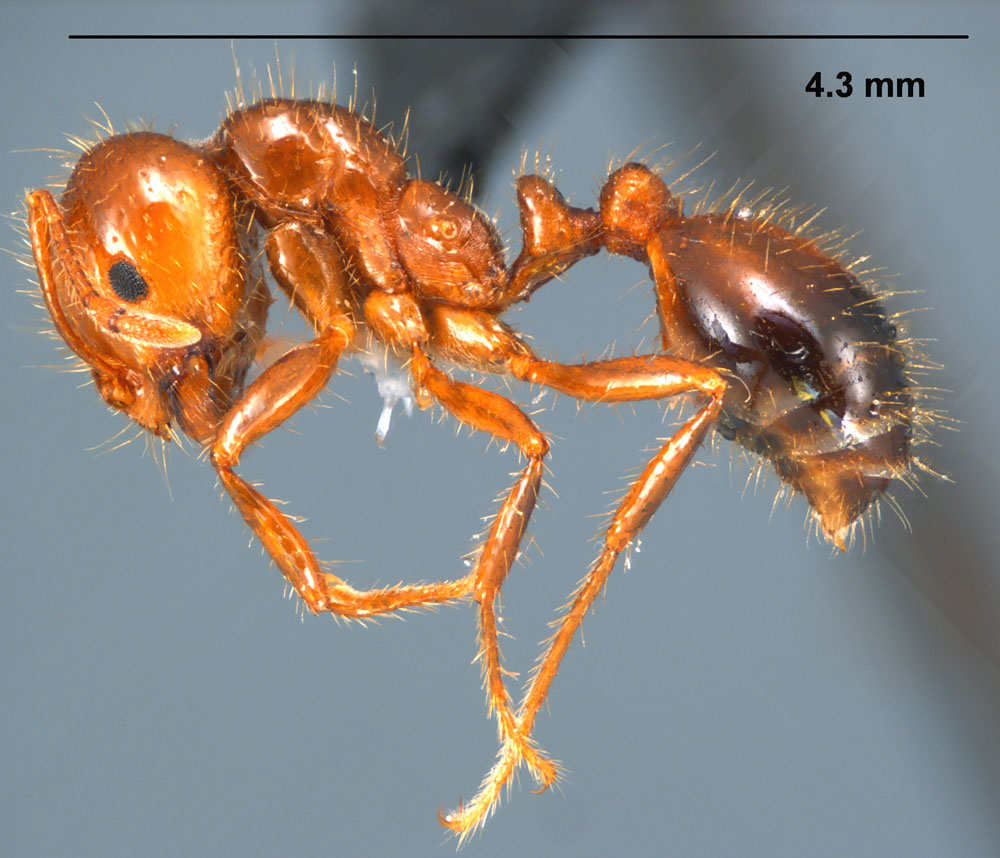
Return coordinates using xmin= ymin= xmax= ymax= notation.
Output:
xmin=408 ymin=347 xmax=559 ymax=791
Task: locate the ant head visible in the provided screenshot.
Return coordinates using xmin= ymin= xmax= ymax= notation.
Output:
xmin=599 ymin=163 xmax=682 ymax=259
xmin=27 ymin=132 xmax=260 ymax=441
xmin=395 ymin=179 xmax=506 ymax=308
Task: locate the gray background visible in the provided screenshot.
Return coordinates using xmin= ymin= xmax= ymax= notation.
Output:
xmin=3 ymin=3 xmax=999 ymax=857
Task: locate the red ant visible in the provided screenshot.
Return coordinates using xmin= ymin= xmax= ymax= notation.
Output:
xmin=24 ymin=76 xmax=936 ymax=838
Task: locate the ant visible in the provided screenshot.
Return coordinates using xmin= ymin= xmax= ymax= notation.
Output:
xmin=23 ymin=72 xmax=937 ymax=839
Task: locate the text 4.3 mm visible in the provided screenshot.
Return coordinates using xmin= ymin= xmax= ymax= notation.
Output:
xmin=806 ymin=71 xmax=926 ymax=98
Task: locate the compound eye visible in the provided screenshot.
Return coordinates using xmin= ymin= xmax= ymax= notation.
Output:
xmin=108 ymin=259 xmax=149 ymax=303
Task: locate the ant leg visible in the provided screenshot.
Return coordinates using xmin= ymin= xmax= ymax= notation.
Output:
xmin=519 ymin=354 xmax=725 ymax=730
xmin=211 ymin=322 xmax=476 ymax=617
xmin=438 ymin=342 xmax=725 ymax=836
xmin=211 ymin=223 xmax=478 ymax=619
xmin=409 ymin=348 xmax=559 ymax=795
